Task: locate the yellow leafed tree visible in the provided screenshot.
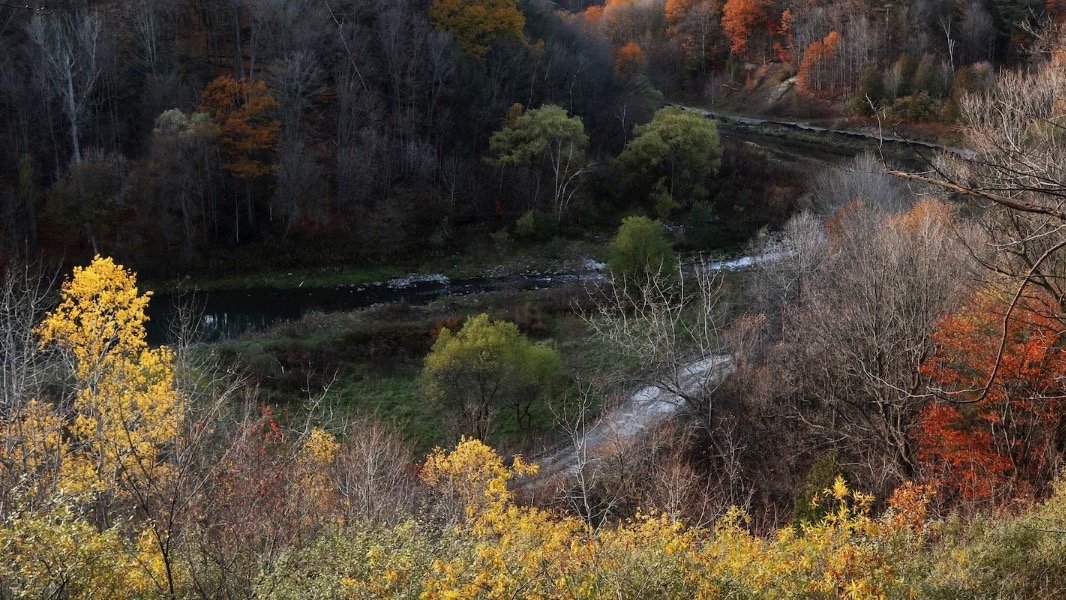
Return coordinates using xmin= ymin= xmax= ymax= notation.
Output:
xmin=36 ymin=255 xmax=182 ymax=495
xmin=429 ymin=0 xmax=526 ymax=58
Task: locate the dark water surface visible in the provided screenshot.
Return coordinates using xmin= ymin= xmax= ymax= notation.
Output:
xmin=144 ymin=253 xmax=778 ymax=344
xmin=145 ymin=271 xmax=595 ymax=344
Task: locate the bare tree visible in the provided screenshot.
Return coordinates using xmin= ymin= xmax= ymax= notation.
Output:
xmin=584 ymin=261 xmax=728 ymax=434
xmin=756 ymin=200 xmax=971 ymax=492
xmin=885 ymin=26 xmax=1066 ymax=406
xmin=28 ymin=9 xmax=102 ymax=164
xmin=332 ymin=417 xmax=417 ymax=525
xmin=811 ymin=152 xmax=907 ymax=214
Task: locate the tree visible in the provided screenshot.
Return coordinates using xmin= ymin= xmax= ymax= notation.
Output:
xmin=614 ymin=41 xmax=648 ymax=83
xmin=607 ymin=216 xmax=676 ymax=283
xmin=773 ymin=8 xmax=794 ymax=63
xmin=429 ymin=0 xmax=526 ymax=58
xmin=619 ymin=107 xmax=722 ymax=214
xmin=199 ymin=76 xmax=280 ymax=242
xmin=721 ymin=0 xmax=769 ymax=58
xmin=0 ymin=256 xmax=190 ymax=597
xmin=27 ymin=10 xmax=103 ymax=164
xmin=422 ymin=314 xmax=562 ymax=439
xmin=586 ymin=251 xmax=731 ymax=441
xmin=665 ymin=0 xmax=720 ymax=74
xmin=753 ymin=199 xmax=969 ymax=493
xmin=200 ymin=76 xmax=280 ymax=181
xmin=149 ymin=109 xmax=219 ymax=258
xmin=888 ymin=29 xmax=1066 ymax=326
xmin=35 ymin=256 xmax=182 ymax=497
xmin=797 ymin=31 xmax=841 ymax=96
xmin=490 ymin=104 xmax=591 ymax=223
xmin=915 ymin=288 xmax=1066 ymax=504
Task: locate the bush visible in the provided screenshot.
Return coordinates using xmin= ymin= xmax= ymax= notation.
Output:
xmin=514 ymin=209 xmax=558 ymax=241
xmin=684 ymin=201 xmax=718 ymax=250
xmin=608 ymin=216 xmax=676 ymax=283
xmin=846 ymin=66 xmax=886 ymax=116
xmin=885 ymin=92 xmax=942 ymax=122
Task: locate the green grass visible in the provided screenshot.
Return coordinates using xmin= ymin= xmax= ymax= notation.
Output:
xmin=332 ymin=366 xmax=439 ymax=448
xmin=210 ymin=284 xmax=604 ymax=452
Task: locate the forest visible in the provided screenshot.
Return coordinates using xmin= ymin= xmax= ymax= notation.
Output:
xmin=2 ymin=0 xmax=1066 ymax=598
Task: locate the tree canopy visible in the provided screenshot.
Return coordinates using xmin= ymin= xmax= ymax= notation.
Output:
xmin=607 ymin=216 xmax=676 ymax=283
xmin=619 ymin=107 xmax=722 ymax=215
xmin=423 ymin=313 xmax=562 ymax=439
xmin=490 ymin=104 xmax=591 ymax=222
xmin=429 ymin=0 xmax=527 ymax=58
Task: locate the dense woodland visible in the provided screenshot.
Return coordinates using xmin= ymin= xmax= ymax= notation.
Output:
xmin=2 ymin=0 xmax=1066 ymax=598
xmin=0 ymin=0 xmax=1062 ymax=276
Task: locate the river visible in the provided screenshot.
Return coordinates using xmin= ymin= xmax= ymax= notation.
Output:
xmin=145 ymin=255 xmax=779 ymax=343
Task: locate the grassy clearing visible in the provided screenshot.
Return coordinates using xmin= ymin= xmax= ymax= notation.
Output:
xmin=211 ymin=284 xmax=604 ymax=453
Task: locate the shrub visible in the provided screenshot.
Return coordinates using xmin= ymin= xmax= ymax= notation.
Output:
xmin=514 ymin=209 xmax=558 ymax=241
xmin=607 ymin=216 xmax=676 ymax=283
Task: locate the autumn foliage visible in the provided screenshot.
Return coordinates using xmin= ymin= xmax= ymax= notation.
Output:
xmin=773 ymin=8 xmax=794 ymax=63
xmin=613 ymin=41 xmax=648 ymax=83
xmin=199 ymin=76 xmax=280 ymax=180
xmin=429 ymin=0 xmax=526 ymax=58
xmin=721 ymin=0 xmax=769 ymax=57
xmin=797 ymin=30 xmax=841 ymax=96
xmin=915 ymin=288 xmax=1066 ymax=504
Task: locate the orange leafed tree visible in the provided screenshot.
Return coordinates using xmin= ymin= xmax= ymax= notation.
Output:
xmin=614 ymin=41 xmax=648 ymax=82
xmin=665 ymin=0 xmax=721 ymax=71
xmin=915 ymin=288 xmax=1066 ymax=504
xmin=721 ymin=0 xmax=769 ymax=57
xmin=797 ymin=30 xmax=841 ymax=96
xmin=199 ymin=76 xmax=280 ymax=181
xmin=583 ymin=4 xmax=605 ymax=23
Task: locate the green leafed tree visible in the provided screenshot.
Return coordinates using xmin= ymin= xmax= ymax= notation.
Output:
xmin=608 ymin=216 xmax=676 ymax=284
xmin=619 ymin=107 xmax=722 ymax=216
xmin=490 ymin=104 xmax=591 ymax=223
xmin=422 ymin=313 xmax=563 ymax=439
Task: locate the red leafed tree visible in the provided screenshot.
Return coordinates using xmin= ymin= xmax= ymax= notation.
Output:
xmin=797 ymin=30 xmax=841 ymax=96
xmin=915 ymin=288 xmax=1066 ymax=505
xmin=721 ymin=0 xmax=769 ymax=58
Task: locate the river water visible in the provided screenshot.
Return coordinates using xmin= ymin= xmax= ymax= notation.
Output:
xmin=144 ymin=254 xmax=778 ymax=344
xmin=146 ymin=270 xmax=596 ymax=343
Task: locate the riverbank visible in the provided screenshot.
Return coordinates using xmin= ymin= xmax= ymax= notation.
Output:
xmin=147 ymin=238 xmax=607 ymax=294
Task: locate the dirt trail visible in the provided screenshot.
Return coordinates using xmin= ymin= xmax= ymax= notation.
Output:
xmin=678 ymin=105 xmax=975 ymax=159
xmin=524 ymin=355 xmax=735 ymax=485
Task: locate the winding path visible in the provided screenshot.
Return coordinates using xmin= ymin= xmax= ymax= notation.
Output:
xmin=524 ymin=355 xmax=736 ymax=486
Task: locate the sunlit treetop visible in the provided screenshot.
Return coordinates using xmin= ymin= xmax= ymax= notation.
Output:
xmin=37 ymin=255 xmax=150 ymax=378
xmin=429 ymin=0 xmax=526 ymax=58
